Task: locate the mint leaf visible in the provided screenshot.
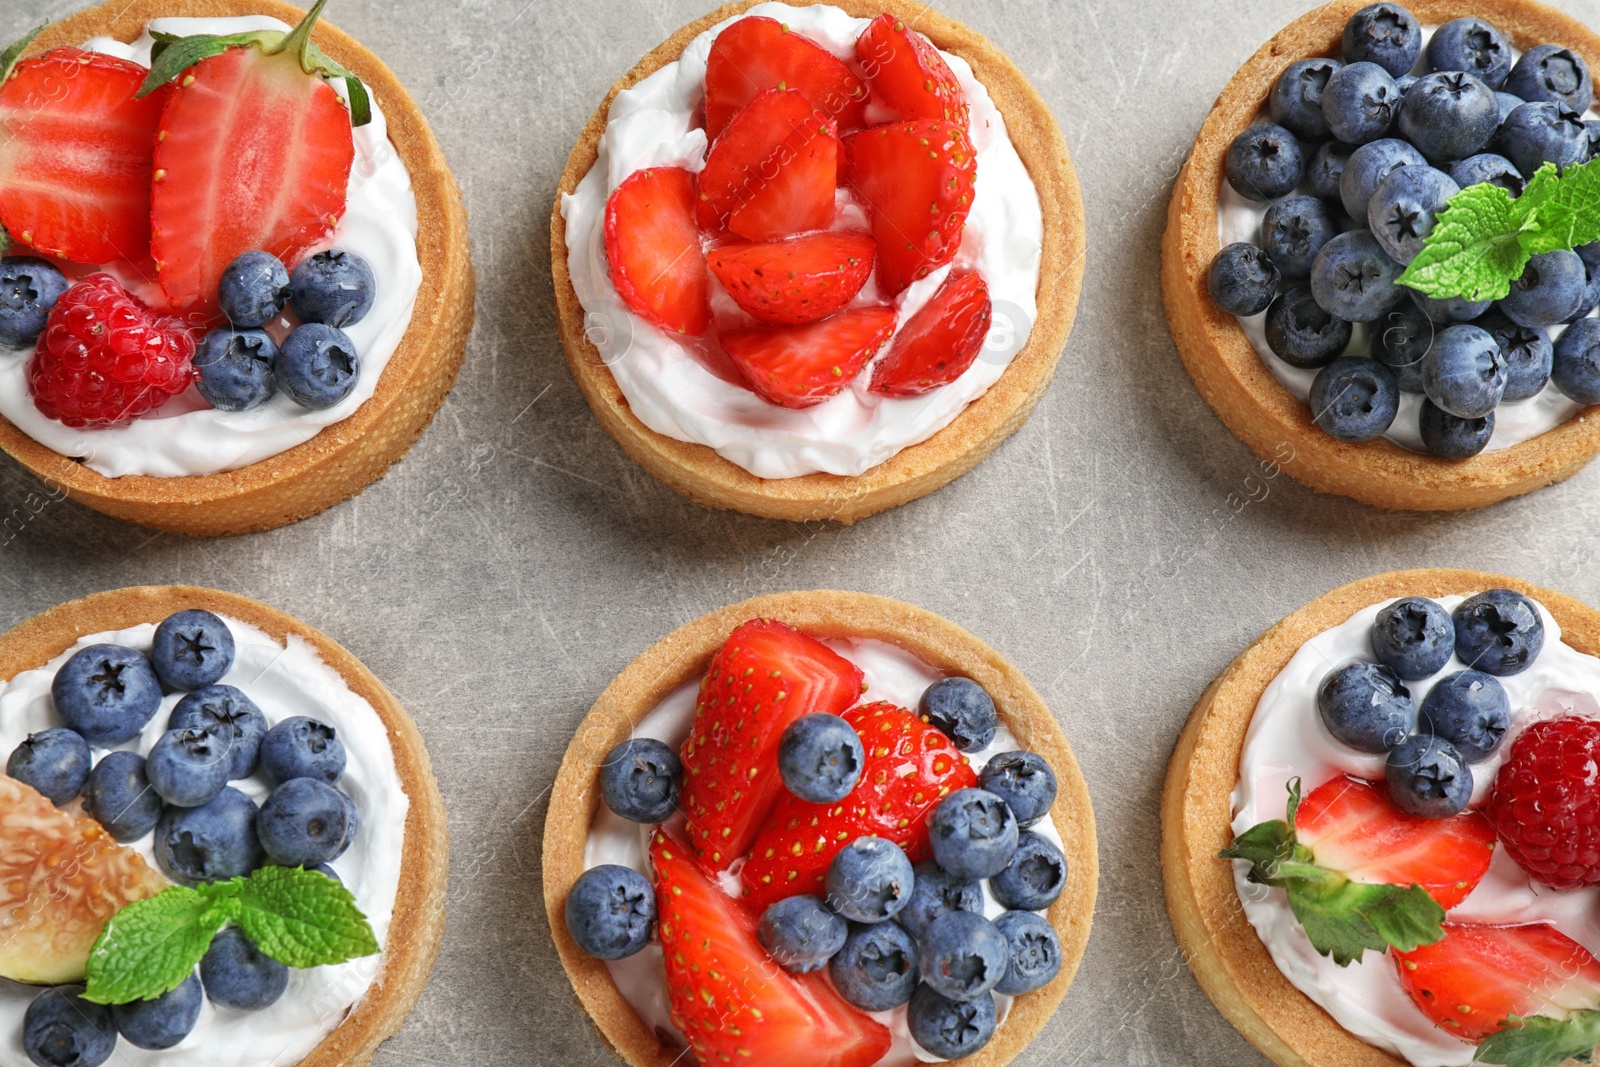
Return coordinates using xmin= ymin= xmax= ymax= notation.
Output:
xmin=1476 ymin=1012 xmax=1600 ymax=1067
xmin=83 ymin=886 xmax=230 ymax=1004
xmin=1398 ymin=182 xmax=1529 ymax=301
xmin=1520 ymin=160 xmax=1600 ymax=255
xmin=232 ymin=866 xmax=379 ymax=968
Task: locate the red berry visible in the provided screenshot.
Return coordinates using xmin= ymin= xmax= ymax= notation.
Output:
xmin=854 ymin=15 xmax=969 ymax=126
xmin=707 ymin=231 xmax=876 ymax=327
xmin=869 ymin=270 xmax=992 ymax=396
xmin=696 ymin=89 xmax=839 ymax=242
xmin=703 ymin=16 xmax=869 ymax=140
xmin=27 ymin=275 xmax=196 ymax=428
xmin=1488 ymin=716 xmax=1600 ymax=889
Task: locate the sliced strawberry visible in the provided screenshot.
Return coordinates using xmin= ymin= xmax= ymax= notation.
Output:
xmin=870 ymin=269 xmax=990 ymax=396
xmin=679 ymin=620 xmax=864 ymax=873
xmin=844 ymin=119 xmax=976 ymax=296
xmin=604 ymin=167 xmax=710 ymax=335
xmin=0 ymin=49 xmax=171 ymax=264
xmin=704 ymin=16 xmax=869 ymax=139
xmin=723 ymin=305 xmax=896 ymax=409
xmin=652 ymin=830 xmax=891 ymax=1067
xmin=854 ymin=14 xmax=969 ymax=125
xmin=696 ymin=89 xmax=838 ymax=242
xmin=708 ymin=231 xmax=875 ymax=326
xmin=741 ymin=701 xmax=976 ymax=911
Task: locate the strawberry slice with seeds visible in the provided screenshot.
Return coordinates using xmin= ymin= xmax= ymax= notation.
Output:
xmin=697 ymin=89 xmax=838 ymax=242
xmin=704 ymin=16 xmax=869 ymax=139
xmin=0 ymin=48 xmax=171 ymax=264
xmin=741 ymin=701 xmax=976 ymax=912
xmin=652 ymin=829 xmax=891 ymax=1067
xmin=605 ymin=167 xmax=710 ymax=335
xmin=679 ymin=620 xmax=864 ymax=873
xmin=844 ymin=119 xmax=976 ymax=296
xmin=722 ymin=305 xmax=896 ymax=409
xmin=855 ymin=14 xmax=969 ymax=125
xmin=870 ymin=269 xmax=991 ymax=395
xmin=708 ymin=231 xmax=875 ymax=326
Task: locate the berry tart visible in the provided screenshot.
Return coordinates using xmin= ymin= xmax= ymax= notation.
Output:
xmin=1162 ymin=568 xmax=1600 ymax=1067
xmin=1163 ymin=0 xmax=1600 ymax=510
xmin=553 ymin=1 xmax=1084 ymax=524
xmin=543 ymin=591 xmax=1097 ymax=1065
xmin=0 ymin=585 xmax=447 ymax=1067
xmin=0 ymin=0 xmax=474 ymax=536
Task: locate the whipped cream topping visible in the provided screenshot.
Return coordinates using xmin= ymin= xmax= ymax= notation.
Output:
xmin=0 ymin=16 xmax=422 ymax=479
xmin=1231 ymin=594 xmax=1600 ymax=1067
xmin=583 ymin=637 xmax=1065 ymax=1066
xmin=560 ymin=2 xmax=1045 ymax=480
xmin=0 ymin=614 xmax=409 ymax=1067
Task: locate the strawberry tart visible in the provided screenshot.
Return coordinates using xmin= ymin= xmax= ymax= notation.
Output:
xmin=1163 ymin=569 xmax=1600 ymax=1067
xmin=553 ymin=1 xmax=1083 ymax=524
xmin=543 ymin=591 xmax=1097 ymax=1066
xmin=0 ymin=0 xmax=473 ymax=536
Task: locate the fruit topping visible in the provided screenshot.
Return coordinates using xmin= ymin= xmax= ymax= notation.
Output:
xmin=704 ymin=16 xmax=868 ymax=138
xmin=1489 ymin=715 xmax=1600 ymax=890
xmin=778 ymin=712 xmax=864 ymax=804
xmin=1317 ymin=660 xmax=1414 ymax=754
xmin=146 ymin=727 xmax=230 ymax=808
xmin=1506 ymin=45 xmax=1593 ymax=111
xmin=1371 ymin=597 xmax=1455 ymax=681
xmin=723 ymin=305 xmax=896 ymax=409
xmin=825 ymin=835 xmax=914 ymax=922
xmin=708 ymin=231 xmax=875 ymax=327
xmin=0 ymin=257 xmax=69 ymax=349
xmin=258 ymin=777 xmax=357 ymax=867
xmin=1397 ymin=73 xmax=1498 ymax=164
xmin=111 ymin=971 xmax=202 ymax=1050
xmin=290 ymin=249 xmax=375 ymax=327
xmin=50 ymin=641 xmax=163 ymax=746
xmin=149 ymin=609 xmax=236 ymax=691
xmin=899 ymin=860 xmax=983 ymax=939
xmin=217 ymin=250 xmax=291 ymax=329
xmin=1554 ymin=318 xmax=1600 ymax=404
xmin=928 ymin=787 xmax=1018 ymax=881
xmin=23 ymin=986 xmax=116 ymax=1067
xmin=200 ymin=928 xmax=289 ymax=1011
xmin=1224 ymin=124 xmax=1305 ymax=202
xmin=830 ymin=920 xmax=920 ymax=1011
xmin=152 ymin=785 xmax=264 ymax=886
xmin=195 ymin=328 xmax=278 ymax=411
xmin=599 ymin=737 xmax=682 ymax=824
xmin=1209 ymin=244 xmax=1280 ymax=317
xmin=990 ymin=830 xmax=1067 ymax=911
xmin=978 ymin=750 xmax=1057 ymax=828
xmin=168 ymin=685 xmax=268 ymax=781
xmin=261 ymin=714 xmax=346 ymax=784
xmin=844 ymin=119 xmax=976 ymax=296
xmin=918 ymin=909 xmax=1008 ymax=1002
xmin=82 ymin=751 xmax=163 ymax=843
xmin=1454 ymin=589 xmax=1545 ymax=676
xmin=907 ymin=982 xmax=996 ymax=1060
xmin=604 ymin=166 xmax=709 ymax=335
xmin=563 ymin=863 xmax=655 ymax=960
xmin=1270 ymin=58 xmax=1343 ymax=141
xmin=1419 ymin=670 xmax=1510 ymax=763
xmin=1343 ymin=4 xmax=1421 ymax=77
xmin=869 ymin=268 xmax=991 ymax=396
xmin=6 ymin=728 xmax=91 ymax=805
xmin=992 ymin=910 xmax=1061 ymax=996
xmin=756 ymin=894 xmax=847 ymax=974
xmin=1311 ymin=355 xmax=1400 ymax=442
xmin=919 ymin=676 xmax=998 ymax=752
xmin=697 ymin=88 xmax=839 ymax=241
xmin=275 ymin=322 xmax=359 ymax=409
xmin=1385 ymin=733 xmax=1474 ymax=818
xmin=855 ymin=15 xmax=968 ymax=126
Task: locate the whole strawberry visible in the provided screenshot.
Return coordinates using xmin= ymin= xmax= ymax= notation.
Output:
xmin=28 ymin=275 xmax=196 ymax=428
xmin=1488 ymin=716 xmax=1600 ymax=889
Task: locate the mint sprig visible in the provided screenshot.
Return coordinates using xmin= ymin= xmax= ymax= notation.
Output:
xmin=1219 ymin=779 xmax=1445 ymax=966
xmin=1475 ymin=1012 xmax=1600 ymax=1067
xmin=83 ymin=866 xmax=377 ymax=1005
xmin=1399 ymin=159 xmax=1600 ymax=301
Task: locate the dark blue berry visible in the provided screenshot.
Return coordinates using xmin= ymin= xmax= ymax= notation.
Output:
xmin=217 ymin=250 xmax=290 ymax=328
xmin=918 ymin=910 xmax=1009 ymax=1002
xmin=918 ymin=677 xmax=998 ymax=752
xmin=829 ymin=920 xmax=919 ymax=1011
xmin=1271 ymin=58 xmax=1344 ymax=140
xmin=1371 ymin=302 xmax=1432 ymax=391
xmin=1324 ymin=61 xmax=1401 ymax=144
xmin=992 ymin=910 xmax=1062 ymax=996
xmin=275 ymin=323 xmax=359 ymax=410
xmin=1499 ymin=102 xmax=1589 ymax=178
xmin=1420 ymin=401 xmax=1494 ymax=459
xmin=1307 ymin=141 xmax=1355 ymax=202
xmin=1411 ymin=290 xmax=1491 ymax=325
xmin=1422 ymin=324 xmax=1507 ymax=418
xmin=154 ymin=786 xmax=264 ymax=885
xmin=1209 ymin=243 xmax=1280 ymax=316
xmin=1552 ymin=317 xmax=1600 ymax=403
xmin=7 ymin=728 xmax=90 ymax=804
xmin=111 ymin=973 xmax=201 ymax=1050
xmin=51 ymin=644 xmax=162 ymax=746
xmin=1453 ymin=589 xmax=1544 ymax=677
xmin=928 ymin=788 xmax=1018 ymax=881
xmin=1505 ymin=45 xmax=1592 ymax=111
xmin=257 ymin=778 xmax=357 ymax=867
xmin=1504 ymin=250 xmax=1588 ymax=328
xmin=990 ymin=830 xmax=1067 ymax=911
xmin=1372 ymin=597 xmax=1455 ymax=681
xmin=82 ymin=751 xmax=163 ymax=842
xmin=899 ymin=861 xmax=983 ymax=940
xmin=1448 ymin=153 xmax=1524 ymax=196
xmin=777 ymin=713 xmax=863 ymax=803
xmin=1477 ymin=310 xmax=1552 ymax=401
xmin=1310 ymin=231 xmax=1404 ymax=323
xmin=599 ymin=737 xmax=681 ymax=822
xmin=1340 ymin=138 xmax=1425 ymax=219
xmin=757 ymin=894 xmax=847 ymax=973
xmin=1397 ymin=72 xmax=1499 ymax=163
xmin=1342 ymin=4 xmax=1421 ymax=77
xmin=1427 ymin=18 xmax=1513 ymax=90
xmin=1564 ymin=256 xmax=1600 ymax=324
xmin=150 ymin=609 xmax=235 ymax=691
xmin=194 ymin=328 xmax=278 ymax=412
xmin=977 ymin=750 xmax=1057 ymax=827
xmin=1318 ymin=660 xmax=1414 ymax=752
xmin=1386 ymin=734 xmax=1472 ymax=818
xmin=290 ymin=250 xmax=376 ymax=328
xmin=145 ymin=728 xmax=230 ymax=808
xmin=201 ymin=928 xmax=289 ymax=1011
xmin=1225 ymin=124 xmax=1304 ymax=201
xmin=825 ymin=836 xmax=914 ymax=923
xmin=23 ymin=986 xmax=116 ymax=1067
xmin=260 ymin=715 xmax=346 ymax=784
xmin=1310 ymin=356 xmax=1400 ymax=441
xmin=1266 ymin=285 xmax=1354 ymax=369
xmin=1421 ymin=670 xmax=1511 ymax=763
xmin=1263 ymin=195 xmax=1339 ymax=279
xmin=1368 ymin=166 xmax=1458 ymax=264
xmin=1496 ymin=91 xmax=1526 ymax=123
xmin=564 ymin=864 xmax=655 ymax=960
xmin=168 ymin=685 xmax=266 ymax=781
xmin=907 ymin=984 xmax=996 ymax=1059
xmin=0 ymin=257 xmax=69 ymax=349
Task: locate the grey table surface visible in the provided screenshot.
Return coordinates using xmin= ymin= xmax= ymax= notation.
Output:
xmin=5 ymin=0 xmax=1600 ymax=1063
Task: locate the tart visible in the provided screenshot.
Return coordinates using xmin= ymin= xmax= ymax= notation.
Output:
xmin=1162 ymin=568 xmax=1600 ymax=1067
xmin=552 ymin=1 xmax=1084 ymax=524
xmin=0 ymin=584 xmax=448 ymax=1067
xmin=543 ymin=590 xmax=1097 ymax=1066
xmin=0 ymin=0 xmax=474 ymax=537
xmin=1162 ymin=0 xmax=1600 ymax=511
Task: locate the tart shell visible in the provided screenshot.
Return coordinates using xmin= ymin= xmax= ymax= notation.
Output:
xmin=0 ymin=0 xmax=476 ymax=537
xmin=1161 ymin=0 xmax=1600 ymax=512
xmin=1160 ymin=568 xmax=1600 ymax=1067
xmin=551 ymin=0 xmax=1085 ymax=525
xmin=542 ymin=590 xmax=1098 ymax=1067
xmin=0 ymin=585 xmax=450 ymax=1067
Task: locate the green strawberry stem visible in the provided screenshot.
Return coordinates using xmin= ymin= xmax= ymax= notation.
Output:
xmin=0 ymin=24 xmax=44 ymax=84
xmin=1475 ymin=1011 xmax=1600 ymax=1067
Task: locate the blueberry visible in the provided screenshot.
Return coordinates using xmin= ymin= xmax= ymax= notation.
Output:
xmin=907 ymin=984 xmax=996 ymax=1060
xmin=1422 ymin=324 xmax=1507 ymax=418
xmin=201 ymin=928 xmax=289 ymax=1011
xmin=1208 ymin=243 xmax=1279 ymax=317
xmin=1552 ymin=318 xmax=1600 ymax=403
xmin=1263 ymin=195 xmax=1339 ymax=279
xmin=1505 ymin=45 xmax=1592 ymax=111
xmin=599 ymin=737 xmax=681 ymax=822
xmin=154 ymin=786 xmax=264 ymax=885
xmin=1449 ymin=153 xmax=1524 ymax=196
xmin=290 ymin=250 xmax=376 ymax=328
xmin=145 ymin=728 xmax=230 ymax=808
xmin=918 ymin=677 xmax=998 ymax=752
xmin=1495 ymin=91 xmax=1526 ymax=124
xmin=829 ymin=920 xmax=919 ymax=1011
xmin=168 ymin=685 xmax=267 ymax=781
xmin=1271 ymin=58 xmax=1344 ymax=140
xmin=260 ymin=715 xmax=346 ymax=784
xmin=22 ymin=986 xmax=116 ymax=1067
xmin=899 ymin=861 xmax=984 ymax=939
xmin=194 ymin=328 xmax=278 ymax=412
xmin=1499 ymin=103 xmax=1589 ymax=178
xmin=825 ymin=836 xmax=914 ymax=923
xmin=1386 ymin=734 xmax=1472 ymax=818
xmin=1317 ymin=660 xmax=1414 ymax=752
xmin=275 ymin=323 xmax=359 ymax=410
xmin=564 ymin=864 xmax=655 ymax=960
xmin=756 ymin=895 xmax=847 ymax=973
xmin=1372 ymin=597 xmax=1455 ymax=680
xmin=1565 ymin=257 xmax=1600 ymax=325
xmin=1310 ymin=356 xmax=1400 ymax=441
xmin=1368 ymin=166 xmax=1458 ymax=264
xmin=1477 ymin=310 xmax=1552 ymax=400
xmin=1503 ymin=250 xmax=1588 ymax=328
xmin=309 ymin=862 xmax=341 ymax=884
xmin=1422 ymin=400 xmax=1495 ymax=459
xmin=1342 ymin=4 xmax=1421 ymax=77
xmin=1453 ymin=589 xmax=1545 ymax=677
xmin=1427 ymin=18 xmax=1513 ymax=90
xmin=82 ymin=751 xmax=163 ymax=842
xmin=1398 ymin=72 xmax=1499 ymax=163
xmin=7 ymin=728 xmax=90 ymax=804
xmin=777 ymin=713 xmax=863 ymax=803
xmin=1265 ymin=285 xmax=1354 ymax=369
xmin=1323 ymin=62 xmax=1401 ymax=145
xmin=1420 ymin=670 xmax=1511 ymax=763
xmin=1371 ymin=302 xmax=1432 ymax=391
xmin=927 ymin=788 xmax=1019 ymax=881
xmin=977 ymin=750 xmax=1057 ymax=827
xmin=993 ymin=910 xmax=1062 ymax=996
xmin=150 ymin=609 xmax=235 ymax=691
xmin=217 ymin=250 xmax=290 ymax=328
xmin=257 ymin=778 xmax=357 ymax=867
xmin=990 ymin=830 xmax=1067 ymax=911
xmin=0 ymin=257 xmax=69 ymax=349
xmin=1225 ymin=124 xmax=1304 ymax=201
xmin=1310 ymin=231 xmax=1403 ymax=323
xmin=1340 ymin=138 xmax=1426 ymax=219
xmin=111 ymin=973 xmax=201 ymax=1050
xmin=1581 ymin=242 xmax=1600 ymax=273
xmin=1411 ymin=289 xmax=1490 ymax=325
xmin=52 ymin=645 xmax=164 ymax=749
xmin=1307 ymin=141 xmax=1355 ymax=202
xmin=918 ymin=910 xmax=1009 ymax=1002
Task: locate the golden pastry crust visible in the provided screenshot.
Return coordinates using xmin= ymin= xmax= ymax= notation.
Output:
xmin=1161 ymin=0 xmax=1600 ymax=512
xmin=1160 ymin=568 xmax=1600 ymax=1067
xmin=551 ymin=0 xmax=1084 ymax=524
xmin=0 ymin=586 xmax=450 ymax=1067
xmin=542 ymin=590 xmax=1098 ymax=1067
xmin=0 ymin=0 xmax=475 ymax=537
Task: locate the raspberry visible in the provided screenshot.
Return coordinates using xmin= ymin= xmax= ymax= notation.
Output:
xmin=1487 ymin=716 xmax=1600 ymax=889
xmin=27 ymin=274 xmax=196 ymax=428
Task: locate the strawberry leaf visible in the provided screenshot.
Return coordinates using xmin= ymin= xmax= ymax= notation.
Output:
xmin=1397 ymin=182 xmax=1529 ymax=302
xmin=1475 ymin=1011 xmax=1600 ymax=1067
xmin=0 ymin=24 xmax=44 ymax=84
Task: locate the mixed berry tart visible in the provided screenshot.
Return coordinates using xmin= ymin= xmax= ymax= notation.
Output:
xmin=543 ymin=591 xmax=1097 ymax=1066
xmin=553 ymin=1 xmax=1084 ymax=524
xmin=0 ymin=0 xmax=473 ymax=536
xmin=1163 ymin=0 xmax=1600 ymax=510
xmin=1163 ymin=568 xmax=1600 ymax=1067
xmin=0 ymin=585 xmax=447 ymax=1067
